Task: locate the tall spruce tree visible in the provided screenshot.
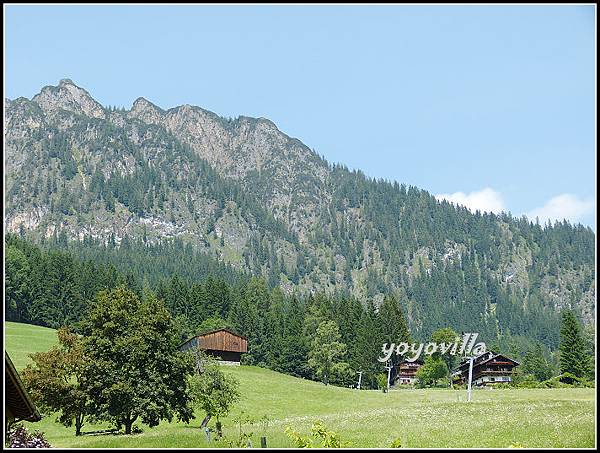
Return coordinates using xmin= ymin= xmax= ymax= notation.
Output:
xmin=559 ymin=310 xmax=591 ymax=379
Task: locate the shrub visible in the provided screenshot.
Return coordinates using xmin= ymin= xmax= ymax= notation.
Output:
xmin=515 ymin=375 xmax=541 ymax=389
xmin=558 ymin=372 xmax=579 ymax=385
xmin=7 ymin=425 xmax=52 ymax=448
xmin=376 ymin=373 xmax=388 ymax=393
xmin=389 ymin=437 xmax=402 ymax=448
xmin=218 ymin=411 xmax=256 ymax=448
xmin=285 ymin=420 xmax=350 ymax=448
xmin=556 ymin=373 xmax=595 ymax=388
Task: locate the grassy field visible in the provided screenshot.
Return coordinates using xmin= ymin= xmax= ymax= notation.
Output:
xmin=5 ymin=321 xmax=59 ymax=370
xmin=5 ymin=322 xmax=596 ymax=448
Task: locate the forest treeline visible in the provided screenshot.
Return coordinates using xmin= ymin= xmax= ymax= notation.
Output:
xmin=6 ymin=233 xmax=587 ymax=389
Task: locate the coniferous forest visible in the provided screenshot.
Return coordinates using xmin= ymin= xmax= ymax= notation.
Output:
xmin=5 ymin=232 xmax=593 ymax=389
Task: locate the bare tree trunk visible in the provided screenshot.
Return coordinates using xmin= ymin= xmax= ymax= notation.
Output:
xmin=200 ymin=414 xmax=211 ymax=428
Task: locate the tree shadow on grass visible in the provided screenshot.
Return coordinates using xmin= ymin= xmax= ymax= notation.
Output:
xmin=80 ymin=429 xmax=121 ymax=436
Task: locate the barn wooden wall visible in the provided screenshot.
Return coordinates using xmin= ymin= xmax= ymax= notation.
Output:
xmin=198 ymin=331 xmax=248 ymax=353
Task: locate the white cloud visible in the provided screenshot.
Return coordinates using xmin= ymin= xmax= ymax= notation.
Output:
xmin=435 ymin=187 xmax=506 ymax=214
xmin=526 ymin=194 xmax=595 ymax=225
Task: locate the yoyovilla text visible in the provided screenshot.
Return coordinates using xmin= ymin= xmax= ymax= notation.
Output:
xmin=378 ymin=333 xmax=486 ymax=363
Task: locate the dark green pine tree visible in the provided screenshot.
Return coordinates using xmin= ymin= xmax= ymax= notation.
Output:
xmin=279 ymin=296 xmax=310 ymax=378
xmin=378 ymin=294 xmax=411 ymax=347
xmin=522 ymin=342 xmax=553 ymax=381
xmin=559 ymin=310 xmax=591 ymax=379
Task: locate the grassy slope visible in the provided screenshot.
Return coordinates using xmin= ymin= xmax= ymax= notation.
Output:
xmin=5 ymin=321 xmax=59 ymax=370
xmin=4 ymin=322 xmax=596 ymax=448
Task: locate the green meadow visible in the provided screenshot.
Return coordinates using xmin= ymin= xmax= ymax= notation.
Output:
xmin=5 ymin=322 xmax=596 ymax=448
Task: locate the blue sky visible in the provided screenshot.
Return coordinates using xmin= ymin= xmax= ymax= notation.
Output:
xmin=5 ymin=5 xmax=596 ymax=228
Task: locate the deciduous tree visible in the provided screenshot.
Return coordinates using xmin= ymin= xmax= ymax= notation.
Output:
xmin=308 ymin=320 xmax=349 ymax=386
xmin=80 ymin=286 xmax=195 ymax=434
xmin=188 ymin=362 xmax=240 ymax=437
xmin=21 ymin=328 xmax=88 ymax=436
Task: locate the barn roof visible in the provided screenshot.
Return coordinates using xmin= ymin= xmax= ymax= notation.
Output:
xmin=179 ymin=327 xmax=248 ymax=350
xmin=196 ymin=327 xmax=247 ymax=340
xmin=5 ymin=352 xmax=41 ymax=423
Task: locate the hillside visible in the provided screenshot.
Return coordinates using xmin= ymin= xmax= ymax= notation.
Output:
xmin=4 ymin=79 xmax=595 ymax=342
xmin=4 ymin=322 xmax=595 ymax=448
xmin=5 ymin=321 xmax=59 ymax=370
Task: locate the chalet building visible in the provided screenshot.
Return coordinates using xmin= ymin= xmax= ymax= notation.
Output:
xmin=180 ymin=328 xmax=248 ymax=365
xmin=5 ymin=352 xmax=41 ymax=430
xmin=395 ymin=359 xmax=424 ymax=385
xmin=452 ymin=351 xmax=519 ymax=386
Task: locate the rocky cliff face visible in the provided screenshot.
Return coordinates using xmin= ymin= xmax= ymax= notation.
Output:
xmin=127 ymin=95 xmax=331 ymax=241
xmin=5 ymin=79 xmax=595 ymax=328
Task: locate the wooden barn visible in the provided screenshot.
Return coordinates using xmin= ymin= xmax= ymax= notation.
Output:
xmin=180 ymin=328 xmax=248 ymax=365
xmin=452 ymin=351 xmax=519 ymax=386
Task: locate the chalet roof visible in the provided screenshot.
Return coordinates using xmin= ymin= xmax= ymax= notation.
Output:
xmin=456 ymin=351 xmax=520 ymax=371
xmin=5 ymin=352 xmax=41 ymax=423
xmin=478 ymin=352 xmax=519 ymax=367
xmin=398 ymin=358 xmax=424 ymax=365
xmin=457 ymin=351 xmax=490 ymax=367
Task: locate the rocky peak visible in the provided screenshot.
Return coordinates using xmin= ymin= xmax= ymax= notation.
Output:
xmin=59 ymin=78 xmax=76 ymax=87
xmin=32 ymin=79 xmax=106 ymax=120
xmin=129 ymin=97 xmax=163 ymax=124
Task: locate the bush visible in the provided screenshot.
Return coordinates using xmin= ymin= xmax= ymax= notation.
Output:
xmin=285 ymin=420 xmax=350 ymax=448
xmin=389 ymin=437 xmax=402 ymax=448
xmin=515 ymin=375 xmax=541 ymax=389
xmin=556 ymin=372 xmax=595 ymax=388
xmin=432 ymin=377 xmax=451 ymax=388
xmin=558 ymin=372 xmax=579 ymax=385
xmin=218 ymin=411 xmax=255 ymax=448
xmin=491 ymin=373 xmax=595 ymax=390
xmin=376 ymin=374 xmax=388 ymax=393
xmin=7 ymin=425 xmax=52 ymax=448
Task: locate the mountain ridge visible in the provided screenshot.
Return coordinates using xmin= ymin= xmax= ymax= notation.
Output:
xmin=5 ymin=79 xmax=595 ymax=341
